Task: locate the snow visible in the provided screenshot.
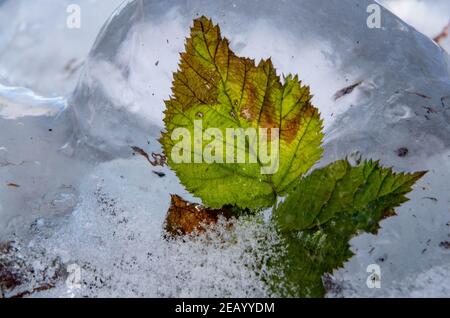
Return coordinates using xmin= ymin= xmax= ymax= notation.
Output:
xmin=0 ymin=0 xmax=449 ymax=297
xmin=16 ymin=158 xmax=280 ymax=298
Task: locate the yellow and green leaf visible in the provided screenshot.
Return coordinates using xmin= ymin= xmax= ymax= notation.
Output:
xmin=160 ymin=16 xmax=323 ymax=209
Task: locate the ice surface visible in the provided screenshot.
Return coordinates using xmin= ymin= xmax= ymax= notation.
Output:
xmin=379 ymin=0 xmax=450 ymax=52
xmin=0 ymin=0 xmax=123 ymax=96
xmin=329 ymin=151 xmax=450 ymax=297
xmin=18 ymin=158 xmax=281 ymax=298
xmin=69 ymin=0 xmax=351 ymax=157
xmin=0 ymin=95 xmax=90 ymax=240
xmin=0 ymin=0 xmax=449 ymax=297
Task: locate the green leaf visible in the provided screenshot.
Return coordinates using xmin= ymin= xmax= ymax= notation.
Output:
xmin=270 ymin=160 xmax=426 ymax=297
xmin=160 ymin=16 xmax=323 ymax=209
xmin=157 ymin=17 xmax=426 ymax=297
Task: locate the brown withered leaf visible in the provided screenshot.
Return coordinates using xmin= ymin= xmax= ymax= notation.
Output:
xmin=164 ymin=195 xmax=231 ymax=237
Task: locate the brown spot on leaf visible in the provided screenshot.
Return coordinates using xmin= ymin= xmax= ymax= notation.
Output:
xmin=240 ymin=84 xmax=258 ymax=121
xmin=165 ymin=195 xmax=231 ymax=237
xmin=382 ymin=208 xmax=397 ymax=220
xmin=281 ymin=104 xmax=317 ymax=143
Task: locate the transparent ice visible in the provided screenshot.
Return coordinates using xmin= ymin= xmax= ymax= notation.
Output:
xmin=0 ymin=0 xmax=449 ymax=297
xmin=379 ymin=0 xmax=450 ymax=53
xmin=0 ymin=0 xmax=124 ymax=96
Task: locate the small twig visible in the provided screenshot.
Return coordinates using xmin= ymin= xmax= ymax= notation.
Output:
xmin=334 ymin=81 xmax=362 ymax=100
xmin=433 ymin=22 xmax=450 ymax=44
xmin=152 ymin=171 xmax=166 ymax=178
xmin=131 ymin=146 xmax=167 ymax=167
xmin=63 ymin=58 xmax=84 ymax=78
xmin=405 ymin=91 xmax=431 ymax=99
xmin=10 ymin=283 xmax=55 ymax=299
xmin=441 ymin=96 xmax=450 ymax=108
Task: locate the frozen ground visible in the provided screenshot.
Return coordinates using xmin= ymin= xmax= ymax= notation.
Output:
xmin=1 ymin=0 xmax=449 ymax=297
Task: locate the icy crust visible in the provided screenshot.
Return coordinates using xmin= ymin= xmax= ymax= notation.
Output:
xmin=13 ymin=159 xmax=281 ymax=298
